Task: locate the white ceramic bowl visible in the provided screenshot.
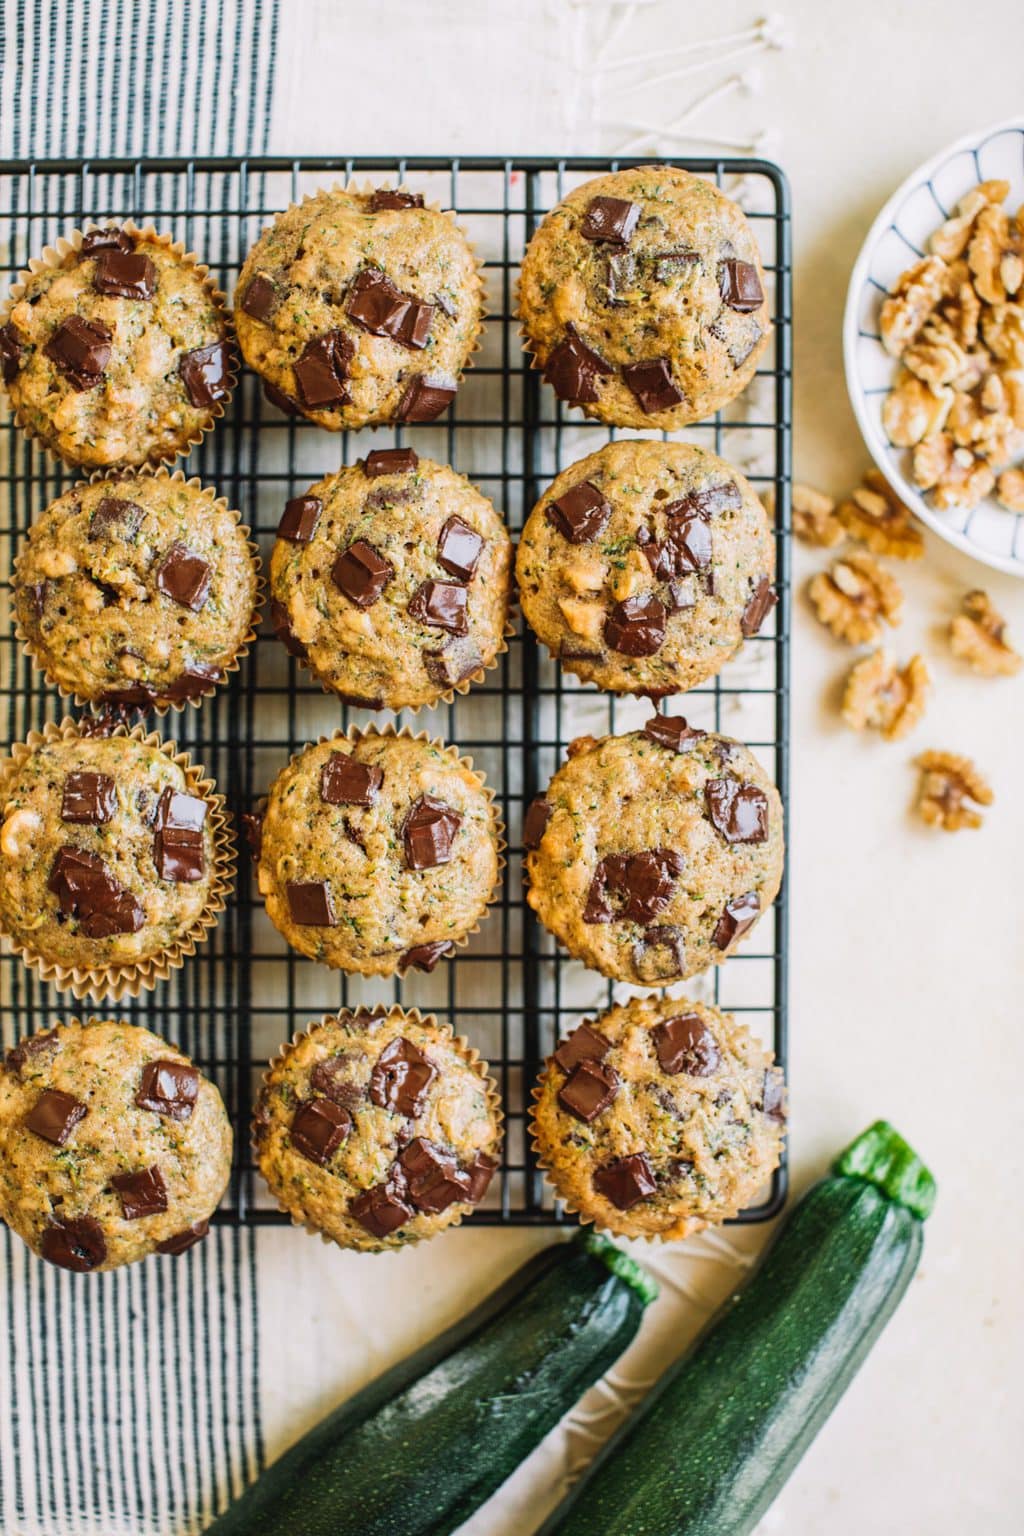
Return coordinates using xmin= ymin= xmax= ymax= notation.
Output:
xmin=844 ymin=118 xmax=1024 ymax=576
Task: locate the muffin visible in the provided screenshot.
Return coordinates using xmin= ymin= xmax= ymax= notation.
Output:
xmin=270 ymin=451 xmax=512 ymax=710
xmin=530 ymin=994 xmax=785 ymax=1241
xmin=14 ymin=469 xmax=261 ymax=711
xmin=524 ymin=718 xmax=784 ymax=985
xmin=516 ymin=439 xmax=775 ymax=696
xmin=253 ymin=728 xmax=502 ymax=977
xmin=519 ymin=166 xmax=771 ymax=428
xmin=253 ymin=1006 xmax=501 ymax=1253
xmin=0 ymin=720 xmax=233 ymax=998
xmin=234 ymin=185 xmax=483 ymax=430
xmin=0 ymin=223 xmax=234 ymax=469
xmin=0 ymin=1019 xmax=232 ymax=1271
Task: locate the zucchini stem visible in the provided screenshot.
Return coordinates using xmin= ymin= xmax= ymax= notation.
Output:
xmin=577 ymin=1230 xmax=660 ymax=1305
xmin=833 ymin=1120 xmax=936 ymax=1219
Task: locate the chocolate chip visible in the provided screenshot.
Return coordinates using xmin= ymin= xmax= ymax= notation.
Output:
xmin=89 ymin=496 xmax=143 ymax=540
xmin=179 ymin=340 xmax=232 ymax=409
xmin=92 ymin=249 xmax=156 ymax=300
xmin=278 ymin=495 xmax=322 ymax=542
xmin=686 ymin=481 xmax=743 ymax=517
xmin=0 ymin=321 xmax=24 ymax=382
xmin=704 ymin=779 xmax=769 ymax=844
xmin=653 ymin=250 xmax=700 ymax=283
xmin=622 ymin=358 xmax=684 ymax=415
xmin=81 ymin=227 xmax=134 ymax=255
xmin=364 ymin=447 xmax=419 ymax=477
xmin=560 ymin=638 xmax=604 ymax=663
xmin=136 ymin=1060 xmax=200 ymax=1121
xmin=346 ymin=269 xmax=434 ymax=349
xmin=157 ymin=1219 xmax=210 ymax=1255
xmin=643 ymin=714 xmax=707 ymax=752
xmin=395 ymin=372 xmax=456 ymax=422
xmin=402 ymin=796 xmax=462 ymax=870
xmin=369 ymin=189 xmax=426 ymax=211
xmin=558 ymin=1059 xmax=620 ymax=1123
xmin=398 ymin=1137 xmax=471 ymax=1213
xmin=320 ymin=754 xmax=382 ymax=806
xmin=155 ymin=788 xmax=207 ymax=835
xmin=350 ymin=1174 xmax=414 ymax=1239
xmin=154 ymin=821 xmax=204 ymax=882
xmin=632 ymin=925 xmax=686 ymax=982
xmin=61 ymin=771 xmax=116 ymax=824
xmin=286 ymin=880 xmax=336 ymax=926
xmin=332 ymin=540 xmax=393 ymax=608
xmin=604 ymin=594 xmax=666 ymax=657
xmin=465 ymin=1153 xmax=498 ymax=1203
xmin=547 ymin=481 xmax=612 ymax=543
xmin=240 ymin=813 xmax=263 ymax=860
xmin=370 ymin=1037 xmax=437 ymax=1117
xmin=337 ymin=689 xmax=385 ymax=710
xmin=364 ymin=484 xmax=417 ymax=515
xmin=741 ymin=576 xmax=777 ymax=637
xmin=543 ymin=324 xmax=612 ymax=404
xmin=5 ymin=1029 xmax=59 ymax=1079
xmin=605 ymin=251 xmax=638 ymax=305
xmin=593 ymin=1152 xmax=656 ymax=1211
xmin=263 ymin=378 xmax=301 ymax=415
xmin=719 ymin=258 xmax=764 ymax=313
xmin=642 ymin=508 xmax=712 ymax=579
xmin=423 ymin=643 xmax=482 ymax=688
xmin=652 ymin=1014 xmax=721 ymax=1076
xmin=552 ymin=1022 xmax=611 ymax=1074
xmin=28 ymin=581 xmax=49 ymax=619
xmin=48 ymin=846 xmax=145 ymax=937
xmin=397 ymin=940 xmax=455 ymax=975
xmin=111 ymin=1165 xmax=168 ymax=1220
xmin=240 ymin=273 xmax=278 ymax=321
xmin=713 ymin=890 xmax=760 ymax=949
xmin=155 ymin=542 xmax=211 ymax=612
xmin=437 ymin=516 xmax=483 ymax=581
xmin=270 ymin=598 xmax=308 ymax=658
xmin=581 ymin=196 xmax=640 ymax=245
xmin=25 ymin=1088 xmax=87 ymax=1145
xmin=294 ymin=330 xmax=354 ymax=409
xmin=522 ymin=795 xmax=551 ymax=851
xmin=290 ymin=1097 xmax=352 ymax=1165
xmin=408 ymin=580 xmax=468 ymax=636
xmin=762 ymin=1069 xmax=786 ymax=1122
xmin=41 ymin=1216 xmax=106 ymax=1272
xmin=44 ymin=315 xmax=112 ymax=390
xmin=309 ymin=1056 xmax=366 ymax=1109
xmin=583 ymin=847 xmax=684 ymax=926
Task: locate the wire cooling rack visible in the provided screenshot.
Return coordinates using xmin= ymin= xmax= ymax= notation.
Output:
xmin=0 ymin=155 xmax=791 ymax=1227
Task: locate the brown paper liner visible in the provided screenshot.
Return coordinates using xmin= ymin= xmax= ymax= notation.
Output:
xmin=0 ymin=717 xmax=236 ymax=1001
xmin=0 ymin=220 xmax=237 ymax=471
xmin=13 ymin=464 xmax=263 ymax=717
xmin=253 ymin=1004 xmax=504 ymax=1252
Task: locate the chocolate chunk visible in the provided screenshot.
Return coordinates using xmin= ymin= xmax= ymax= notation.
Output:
xmin=263 ymin=378 xmax=301 ymax=415
xmin=241 ymin=812 xmax=263 ymax=859
xmin=89 ymin=496 xmax=143 ymax=540
xmin=465 ymin=1153 xmax=498 ymax=1203
xmin=61 ymin=771 xmax=116 ymax=824
xmin=278 ymin=495 xmax=322 ymax=543
xmin=41 ymin=1216 xmax=106 ymax=1272
xmin=558 ymin=1059 xmax=620 ymax=1123
xmin=81 ymin=227 xmax=134 ymax=255
xmin=547 ymin=481 xmax=612 ymax=543
xmin=239 ymin=273 xmax=278 ymax=321
xmin=155 ymin=788 xmax=207 ymax=833
xmin=719 ymin=258 xmax=764 ymax=313
xmin=740 ymin=576 xmax=777 ymax=637
xmin=5 ymin=1029 xmax=59 ymax=1079
xmin=423 ymin=644 xmax=482 ymax=688
xmin=161 ymin=663 xmax=223 ymax=703
xmin=28 ymin=581 xmax=49 ymax=619
xmin=136 ymin=1060 xmax=200 ymax=1121
xmin=364 ymin=447 xmax=419 ymax=477
xmin=653 ymin=1014 xmax=721 ymax=1076
xmin=543 ymin=324 xmax=612 ymax=404
xmin=560 ymin=638 xmax=604 ymax=663
xmin=337 ymin=689 xmax=384 ymax=709
xmin=605 ymin=251 xmax=638 ymax=305
xmin=332 ymin=540 xmax=393 ymax=608
xmin=686 ymin=481 xmax=743 ymax=517
xmin=154 ymin=822 xmax=204 ymax=882
xmin=437 ymin=516 xmax=483 ymax=581
xmin=320 ymin=754 xmax=383 ymax=806
xmin=346 ymin=269 xmax=434 ymax=349
xmin=286 ymin=880 xmax=336 ymax=926
xmin=402 ymin=795 xmax=462 ymax=870
xmin=294 ymin=330 xmax=354 ymax=409
xmin=44 ymin=315 xmax=112 ymax=390
xmin=397 ymin=940 xmax=455 ymax=975
xmin=408 ymin=580 xmax=468 ymax=636
xmin=0 ymin=321 xmax=24 ymax=382
xmin=584 ymin=847 xmax=684 ymax=926
xmin=632 ymin=925 xmax=686 ymax=982
xmin=762 ymin=1070 xmax=786 ymax=1122
xmin=111 ymin=1165 xmax=168 ymax=1220
xmin=604 ymin=594 xmax=666 ymax=657
xmin=25 ymin=1088 xmax=87 ymax=1145
xmin=350 ymin=1174 xmax=414 ymax=1239
xmin=155 ymin=542 xmax=211 ymax=612
xmin=309 ymin=1056 xmax=366 ymax=1110
xmin=157 ymin=1219 xmax=210 ymax=1255
xmin=395 ymin=372 xmax=456 ymax=422
xmin=522 ymin=795 xmax=551 ymax=851
xmin=369 ymin=189 xmax=425 ymax=211
xmin=642 ymin=508 xmax=712 ymax=579
xmin=290 ymin=1096 xmax=352 ymax=1166
xmin=93 ymin=249 xmax=156 ymax=300
xmin=399 ymin=1137 xmax=471 ymax=1213
xmin=643 ymin=714 xmax=706 ymax=753
xmin=48 ymin=846 xmax=145 ymax=937
xmin=364 ymin=484 xmax=417 ymax=514
xmin=370 ymin=1037 xmax=437 ymax=1117
xmin=178 ymin=340 xmax=232 ymax=409
xmin=270 ymin=597 xmax=308 ymax=658
xmin=704 ymin=779 xmax=769 ymax=844
xmin=552 ymin=1022 xmax=611 ymax=1074
xmin=653 ymin=250 xmax=700 ymax=283
xmin=581 ymin=196 xmax=640 ymax=245
xmin=713 ymin=890 xmax=760 ymax=949
xmin=593 ymin=1152 xmax=656 ymax=1211
xmin=622 ymin=358 xmax=684 ymax=415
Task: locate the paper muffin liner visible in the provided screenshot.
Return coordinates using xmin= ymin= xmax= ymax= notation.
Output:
xmin=13 ymin=464 xmax=264 ymax=718
xmin=0 ymin=220 xmax=238 ymax=472
xmin=0 ymin=716 xmax=236 ymax=1002
xmin=249 ymin=722 xmax=506 ymax=977
xmin=238 ymin=180 xmax=487 ymax=431
xmin=252 ymin=1003 xmax=505 ymax=1252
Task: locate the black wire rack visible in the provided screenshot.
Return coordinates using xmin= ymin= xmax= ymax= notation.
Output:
xmin=0 ymin=155 xmax=792 ymax=1228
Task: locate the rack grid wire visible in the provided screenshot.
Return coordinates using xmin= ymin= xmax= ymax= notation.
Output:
xmin=0 ymin=155 xmax=791 ymax=1227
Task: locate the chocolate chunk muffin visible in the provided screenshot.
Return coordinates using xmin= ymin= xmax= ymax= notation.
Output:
xmin=519 ymin=166 xmax=771 ymax=428
xmin=253 ymin=1006 xmax=501 ymax=1253
xmin=234 ymin=186 xmax=483 ymax=430
xmin=530 ymin=995 xmax=785 ymax=1240
xmin=0 ymin=1019 xmax=232 ymax=1271
xmin=0 ymin=721 xmax=233 ymax=998
xmin=14 ymin=469 xmax=261 ymax=711
xmin=0 ymin=223 xmax=234 ymax=469
xmin=254 ymin=729 xmax=502 ymax=978
xmin=516 ymin=439 xmax=775 ymax=696
xmin=524 ymin=718 xmax=783 ymax=985
xmin=270 ymin=451 xmax=512 ymax=710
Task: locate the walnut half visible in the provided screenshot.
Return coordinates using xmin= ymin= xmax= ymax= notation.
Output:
xmin=949 ymin=589 xmax=1022 ymax=677
xmin=807 ymin=553 xmax=903 ymax=645
xmin=841 ymin=649 xmax=930 ymax=740
xmin=915 ymin=750 xmax=993 ymax=831
xmin=836 ymin=470 xmax=924 ymax=560
xmin=787 ymin=482 xmax=844 ymax=548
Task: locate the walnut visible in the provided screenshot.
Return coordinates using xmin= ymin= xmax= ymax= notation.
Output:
xmin=913 ymin=436 xmax=995 ymax=510
xmin=996 ymin=466 xmax=1024 ymax=511
xmin=881 ymin=372 xmax=953 ymax=447
xmin=967 ymin=202 xmax=1024 ymax=304
xmin=949 ymin=589 xmax=1022 ymax=676
xmin=915 ymin=750 xmax=993 ymax=831
xmin=807 ymin=552 xmax=903 ymax=645
xmin=929 ymin=180 xmax=1009 ymax=261
xmin=789 ymin=482 xmax=844 ymax=547
xmin=902 ymin=321 xmax=967 ymax=389
xmin=939 ymin=278 xmax=981 ymax=350
xmin=981 ymin=303 xmax=1024 ymax=368
xmin=912 ymin=432 xmax=954 ymax=490
xmin=1002 ymin=373 xmax=1024 ymax=429
xmin=835 ymin=470 xmax=924 ymax=560
xmin=841 ymin=649 xmax=930 ymax=740
xmin=879 ymin=257 xmax=947 ymax=357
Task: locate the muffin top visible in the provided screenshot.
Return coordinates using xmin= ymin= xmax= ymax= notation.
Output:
xmin=516 ymin=439 xmax=776 ymax=696
xmin=234 ymin=187 xmax=482 ymax=431
xmin=531 ymin=995 xmax=785 ymax=1240
xmin=0 ymin=1020 xmax=232 ymax=1271
xmin=270 ymin=451 xmax=512 ymax=710
xmin=519 ymin=166 xmax=771 ymax=429
xmin=255 ymin=732 xmax=501 ymax=977
xmin=253 ymin=1007 xmax=501 ymax=1252
xmin=0 ymin=225 xmax=232 ymax=469
xmin=524 ymin=721 xmax=784 ymax=985
xmin=0 ymin=733 xmax=222 ymax=974
xmin=15 ymin=472 xmax=259 ymax=708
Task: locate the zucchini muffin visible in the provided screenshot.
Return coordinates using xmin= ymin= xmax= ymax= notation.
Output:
xmin=519 ymin=166 xmax=771 ymax=429
xmin=531 ymin=995 xmax=785 ymax=1241
xmin=516 ymin=439 xmax=775 ymax=696
xmin=524 ymin=719 xmax=783 ymax=985
xmin=0 ymin=1019 xmax=232 ymax=1271
xmin=234 ymin=186 xmax=483 ymax=431
xmin=253 ymin=1007 xmax=501 ymax=1253
xmin=270 ymin=451 xmax=512 ymax=710
xmin=254 ymin=730 xmax=502 ymax=977
xmin=14 ymin=470 xmax=260 ymax=710
xmin=0 ymin=224 xmax=233 ymax=469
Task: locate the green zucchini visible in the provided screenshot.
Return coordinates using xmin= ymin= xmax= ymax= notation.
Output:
xmin=539 ymin=1119 xmax=936 ymax=1536
xmin=207 ymin=1231 xmax=656 ymax=1536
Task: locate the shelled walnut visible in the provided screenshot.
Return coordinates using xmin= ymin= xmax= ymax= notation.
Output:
xmin=807 ymin=553 xmax=903 ymax=645
xmin=785 ymin=482 xmax=844 ymax=547
xmin=949 ymin=589 xmax=1022 ymax=676
xmin=915 ymin=750 xmax=993 ymax=831
xmin=842 ymin=650 xmax=930 ymax=740
xmin=835 ymin=470 xmax=924 ymax=559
